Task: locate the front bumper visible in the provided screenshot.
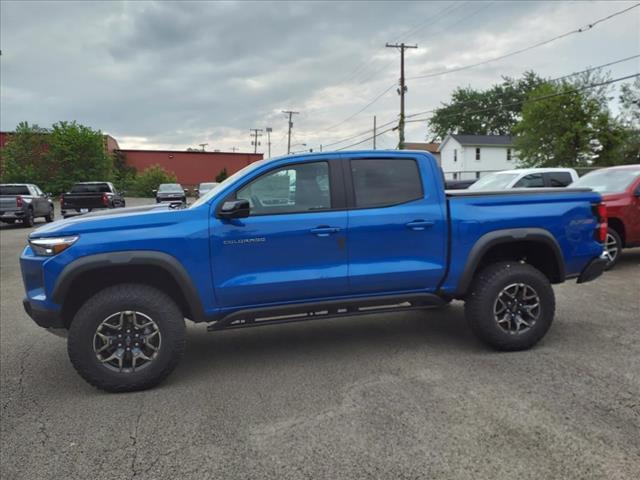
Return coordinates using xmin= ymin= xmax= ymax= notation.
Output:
xmin=23 ymin=298 xmax=67 ymax=336
xmin=577 ymin=255 xmax=607 ymax=284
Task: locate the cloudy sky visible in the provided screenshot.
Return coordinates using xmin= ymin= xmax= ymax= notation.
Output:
xmin=1 ymin=1 xmax=638 ymax=156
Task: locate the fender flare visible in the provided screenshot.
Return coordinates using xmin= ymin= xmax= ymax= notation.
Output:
xmin=455 ymin=228 xmax=565 ymax=296
xmin=51 ymin=251 xmax=206 ymax=322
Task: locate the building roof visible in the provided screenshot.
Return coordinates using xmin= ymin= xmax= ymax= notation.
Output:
xmin=449 ymin=134 xmax=514 ymax=147
xmin=404 ymin=142 xmax=440 ymax=153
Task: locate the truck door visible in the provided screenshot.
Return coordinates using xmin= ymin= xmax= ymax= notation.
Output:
xmin=344 ymin=156 xmax=448 ymax=294
xmin=211 ymin=160 xmax=349 ymax=308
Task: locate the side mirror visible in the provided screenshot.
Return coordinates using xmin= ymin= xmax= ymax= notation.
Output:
xmin=634 ymin=185 xmax=640 ymax=197
xmin=218 ymin=199 xmax=250 ymax=219
xmin=152 ymin=189 xmax=158 ymax=195
xmin=120 ymin=190 xmax=126 ymax=196
xmin=45 ymin=192 xmax=52 ymax=198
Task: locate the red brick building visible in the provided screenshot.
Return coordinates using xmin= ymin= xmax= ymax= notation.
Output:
xmin=119 ymin=149 xmax=263 ymax=188
xmin=1 ymin=131 xmax=263 ymax=187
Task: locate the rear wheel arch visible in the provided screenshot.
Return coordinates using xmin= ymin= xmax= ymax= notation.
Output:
xmin=607 ymin=217 xmax=625 ymax=246
xmin=53 ymin=251 xmax=206 ymax=327
xmin=456 ymin=228 xmax=565 ymax=297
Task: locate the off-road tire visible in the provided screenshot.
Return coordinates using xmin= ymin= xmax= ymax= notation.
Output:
xmin=465 ymin=262 xmax=555 ymax=351
xmin=68 ymin=284 xmax=186 ymax=392
xmin=44 ymin=207 xmax=55 ymax=223
xmin=22 ymin=208 xmax=34 ymax=227
xmin=604 ymin=228 xmax=622 ymax=270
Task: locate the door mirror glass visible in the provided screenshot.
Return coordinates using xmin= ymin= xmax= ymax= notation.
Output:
xmin=218 ymin=199 xmax=251 ymax=219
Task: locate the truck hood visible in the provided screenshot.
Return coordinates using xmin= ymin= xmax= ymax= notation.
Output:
xmin=29 ymin=203 xmax=183 ymax=238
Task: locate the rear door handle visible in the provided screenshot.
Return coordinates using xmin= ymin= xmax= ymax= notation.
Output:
xmin=405 ymin=220 xmax=434 ymax=231
xmin=310 ymin=226 xmax=341 ymax=237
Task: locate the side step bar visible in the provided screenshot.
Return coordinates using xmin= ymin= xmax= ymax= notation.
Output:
xmin=207 ymin=293 xmax=444 ymax=332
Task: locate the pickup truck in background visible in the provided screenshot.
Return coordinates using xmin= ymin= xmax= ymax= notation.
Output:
xmin=0 ymin=183 xmax=55 ymax=227
xmin=21 ymin=151 xmax=607 ymax=392
xmin=61 ymin=182 xmax=125 ymax=218
xmin=468 ymin=168 xmax=579 ymax=191
xmin=572 ymin=164 xmax=640 ymax=269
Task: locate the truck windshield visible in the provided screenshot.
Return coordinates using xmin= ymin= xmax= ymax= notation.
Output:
xmin=0 ymin=185 xmax=30 ymax=195
xmin=572 ymin=169 xmax=640 ymax=194
xmin=468 ymin=173 xmax=518 ymax=190
xmin=190 ymin=160 xmax=267 ymax=209
xmin=71 ymin=183 xmax=110 ymax=193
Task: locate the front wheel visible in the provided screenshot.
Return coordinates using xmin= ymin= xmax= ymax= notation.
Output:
xmin=465 ymin=262 xmax=555 ymax=351
xmin=68 ymin=284 xmax=186 ymax=392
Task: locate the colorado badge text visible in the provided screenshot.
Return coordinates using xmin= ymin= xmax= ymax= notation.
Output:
xmin=223 ymin=237 xmax=267 ymax=246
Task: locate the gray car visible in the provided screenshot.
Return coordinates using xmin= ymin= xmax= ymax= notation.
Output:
xmin=0 ymin=183 xmax=55 ymax=227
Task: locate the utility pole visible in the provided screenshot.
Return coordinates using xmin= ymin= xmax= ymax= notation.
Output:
xmin=265 ymin=127 xmax=273 ymax=158
xmin=282 ymin=110 xmax=299 ymax=154
xmin=231 ymin=146 xmax=238 ymax=153
xmin=199 ymin=143 xmax=208 ymax=151
xmin=385 ymin=42 xmax=417 ymax=150
xmin=250 ymin=129 xmax=262 ymax=154
xmin=373 ymin=116 xmax=377 ymax=150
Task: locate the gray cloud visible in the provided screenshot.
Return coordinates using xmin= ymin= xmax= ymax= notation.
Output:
xmin=1 ymin=1 xmax=638 ymax=155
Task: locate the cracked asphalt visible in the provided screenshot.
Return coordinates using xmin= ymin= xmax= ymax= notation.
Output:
xmin=1 ymin=198 xmax=639 ymax=479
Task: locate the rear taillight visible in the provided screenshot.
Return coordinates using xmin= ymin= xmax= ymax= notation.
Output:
xmin=593 ymin=202 xmax=608 ymax=243
xmin=16 ymin=195 xmax=23 ymax=208
xmin=101 ymin=193 xmax=109 ymax=206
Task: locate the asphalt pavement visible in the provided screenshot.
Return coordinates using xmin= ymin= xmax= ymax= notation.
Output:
xmin=1 ymin=198 xmax=639 ymax=479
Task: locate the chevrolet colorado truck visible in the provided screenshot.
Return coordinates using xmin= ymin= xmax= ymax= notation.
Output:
xmin=20 ymin=151 xmax=608 ymax=392
xmin=61 ymin=182 xmax=125 ymax=218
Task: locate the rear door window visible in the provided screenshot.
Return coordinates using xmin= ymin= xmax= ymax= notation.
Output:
xmin=350 ymin=159 xmax=423 ymax=208
xmin=513 ymin=174 xmax=544 ymax=188
xmin=547 ymin=172 xmax=572 ymax=187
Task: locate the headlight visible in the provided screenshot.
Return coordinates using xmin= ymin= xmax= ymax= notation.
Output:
xmin=29 ymin=236 xmax=79 ymax=256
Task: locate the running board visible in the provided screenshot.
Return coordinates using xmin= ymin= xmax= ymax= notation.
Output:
xmin=207 ymin=293 xmax=444 ymax=332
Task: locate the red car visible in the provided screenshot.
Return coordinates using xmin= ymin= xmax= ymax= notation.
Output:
xmin=573 ymin=164 xmax=640 ymax=269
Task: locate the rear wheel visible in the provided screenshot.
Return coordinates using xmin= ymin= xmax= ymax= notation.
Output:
xmin=68 ymin=284 xmax=186 ymax=392
xmin=603 ymin=228 xmax=622 ymax=270
xmin=45 ymin=206 xmax=55 ymax=222
xmin=22 ymin=208 xmax=34 ymax=227
xmin=465 ymin=262 xmax=555 ymax=351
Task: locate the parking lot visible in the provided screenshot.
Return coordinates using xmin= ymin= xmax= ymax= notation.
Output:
xmin=1 ymin=198 xmax=639 ymax=480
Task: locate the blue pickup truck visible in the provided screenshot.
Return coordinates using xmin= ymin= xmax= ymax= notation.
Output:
xmin=20 ymin=151 xmax=608 ymax=392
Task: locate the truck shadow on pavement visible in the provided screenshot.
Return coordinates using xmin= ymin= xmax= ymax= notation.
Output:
xmin=176 ymin=305 xmax=482 ymax=385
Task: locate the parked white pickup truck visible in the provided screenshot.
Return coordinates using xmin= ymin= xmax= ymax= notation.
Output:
xmin=468 ymin=168 xmax=579 ymax=191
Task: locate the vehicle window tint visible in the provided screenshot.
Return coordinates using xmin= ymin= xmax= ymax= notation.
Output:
xmin=71 ymin=183 xmax=110 ymax=193
xmin=237 ymin=162 xmax=330 ymax=215
xmin=0 ymin=185 xmax=30 ymax=195
xmin=351 ymin=159 xmax=423 ymax=208
xmin=548 ymin=172 xmax=572 ymax=187
xmin=513 ymin=174 xmax=544 ymax=188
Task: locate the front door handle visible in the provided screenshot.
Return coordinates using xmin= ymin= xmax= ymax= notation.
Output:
xmin=405 ymin=220 xmax=434 ymax=231
xmin=310 ymin=226 xmax=341 ymax=237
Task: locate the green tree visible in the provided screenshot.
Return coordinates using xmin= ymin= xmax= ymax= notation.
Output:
xmin=215 ymin=168 xmax=228 ymax=183
xmin=46 ymin=121 xmax=113 ymax=193
xmin=514 ymin=77 xmax=635 ymax=168
xmin=427 ymin=71 xmax=544 ymax=139
xmin=0 ymin=122 xmax=49 ymax=186
xmin=112 ymin=150 xmax=137 ymax=192
xmin=132 ymin=165 xmax=177 ymax=197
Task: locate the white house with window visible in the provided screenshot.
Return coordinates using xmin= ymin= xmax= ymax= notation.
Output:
xmin=438 ymin=134 xmax=516 ymax=180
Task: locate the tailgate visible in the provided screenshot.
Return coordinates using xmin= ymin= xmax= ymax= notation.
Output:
xmin=63 ymin=193 xmax=105 ymax=208
xmin=0 ymin=196 xmax=19 ymax=212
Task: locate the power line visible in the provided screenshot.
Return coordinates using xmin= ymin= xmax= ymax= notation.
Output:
xmin=318 ymin=1 xmax=495 ymax=134
xmin=336 ymin=126 xmax=398 ymax=151
xmin=407 ymin=3 xmax=640 ymax=81
xmin=404 ymin=73 xmax=640 ymax=125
